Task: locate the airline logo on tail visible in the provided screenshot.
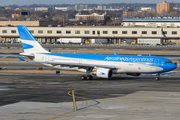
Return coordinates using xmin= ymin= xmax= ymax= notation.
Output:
xmin=22 ymin=43 xmax=34 ymax=49
xmin=17 ymin=25 xmax=48 ymax=53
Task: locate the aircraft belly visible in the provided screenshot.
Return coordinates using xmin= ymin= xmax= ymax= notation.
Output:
xmin=122 ymin=63 xmax=154 ymax=73
xmin=150 ymin=66 xmax=163 ymax=72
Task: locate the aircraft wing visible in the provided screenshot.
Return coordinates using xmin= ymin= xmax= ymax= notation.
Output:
xmin=29 ymin=61 xmax=116 ymax=69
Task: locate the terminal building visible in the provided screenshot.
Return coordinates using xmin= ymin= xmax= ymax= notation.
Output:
xmin=123 ymin=18 xmax=180 ymax=27
xmin=0 ymin=21 xmax=180 ymax=44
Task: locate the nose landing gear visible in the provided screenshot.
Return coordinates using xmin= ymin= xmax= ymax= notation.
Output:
xmin=155 ymin=73 xmax=160 ymax=81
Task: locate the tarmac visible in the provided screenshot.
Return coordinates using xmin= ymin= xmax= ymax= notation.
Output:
xmin=0 ymin=62 xmax=180 ymax=120
xmin=0 ymin=46 xmax=180 ymax=120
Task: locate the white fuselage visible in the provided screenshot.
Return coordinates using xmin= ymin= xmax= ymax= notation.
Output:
xmin=34 ymin=53 xmax=163 ymax=74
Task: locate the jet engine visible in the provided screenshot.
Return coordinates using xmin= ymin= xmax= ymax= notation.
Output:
xmin=126 ymin=73 xmax=141 ymax=76
xmin=95 ymin=68 xmax=113 ymax=78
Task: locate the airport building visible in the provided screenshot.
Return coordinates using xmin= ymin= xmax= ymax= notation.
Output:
xmin=0 ymin=20 xmax=180 ymax=44
xmin=123 ymin=18 xmax=180 ymax=27
xmin=0 ymin=21 xmax=58 ymax=27
xmin=0 ymin=25 xmax=180 ymax=44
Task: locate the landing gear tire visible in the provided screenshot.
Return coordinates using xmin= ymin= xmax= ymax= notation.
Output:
xmin=156 ymin=77 xmax=160 ymax=81
xmin=86 ymin=75 xmax=93 ymax=80
xmin=155 ymin=73 xmax=160 ymax=81
xmin=81 ymin=75 xmax=86 ymax=80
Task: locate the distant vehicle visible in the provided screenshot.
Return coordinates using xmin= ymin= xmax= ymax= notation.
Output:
xmin=161 ymin=42 xmax=176 ymax=45
xmin=167 ymin=41 xmax=176 ymax=45
xmin=85 ymin=40 xmax=90 ymax=44
xmin=17 ymin=25 xmax=177 ymax=80
xmin=56 ymin=42 xmax=65 ymax=44
xmin=91 ymin=39 xmax=108 ymax=44
xmin=57 ymin=38 xmax=84 ymax=44
xmin=122 ymin=39 xmax=136 ymax=45
xmin=137 ymin=38 xmax=162 ymax=45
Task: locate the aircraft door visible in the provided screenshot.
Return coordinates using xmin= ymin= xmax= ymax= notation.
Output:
xmin=45 ymin=55 xmax=50 ymax=62
xmin=79 ymin=58 xmax=82 ymax=64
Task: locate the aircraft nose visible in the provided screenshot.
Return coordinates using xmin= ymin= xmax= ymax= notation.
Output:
xmin=170 ymin=63 xmax=177 ymax=71
xmin=163 ymin=63 xmax=177 ymax=72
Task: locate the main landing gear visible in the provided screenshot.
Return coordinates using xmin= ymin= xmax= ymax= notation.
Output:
xmin=81 ymin=68 xmax=93 ymax=80
xmin=81 ymin=75 xmax=93 ymax=80
xmin=155 ymin=73 xmax=160 ymax=81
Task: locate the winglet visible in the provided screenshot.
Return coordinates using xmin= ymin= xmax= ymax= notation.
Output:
xmin=114 ymin=52 xmax=118 ymax=55
xmin=17 ymin=56 xmax=26 ymax=61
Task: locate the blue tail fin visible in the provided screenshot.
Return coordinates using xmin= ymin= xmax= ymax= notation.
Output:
xmin=17 ymin=25 xmax=48 ymax=53
xmin=17 ymin=25 xmax=36 ymax=41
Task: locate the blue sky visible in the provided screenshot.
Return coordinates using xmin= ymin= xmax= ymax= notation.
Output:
xmin=1 ymin=0 xmax=179 ymax=6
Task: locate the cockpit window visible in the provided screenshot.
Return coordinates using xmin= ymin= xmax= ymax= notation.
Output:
xmin=165 ymin=61 xmax=172 ymax=63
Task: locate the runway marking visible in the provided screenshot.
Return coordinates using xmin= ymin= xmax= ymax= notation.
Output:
xmin=66 ymin=90 xmax=162 ymax=117
xmin=2 ymin=67 xmax=7 ymax=69
xmin=56 ymin=90 xmax=129 ymax=119
xmin=47 ymin=89 xmax=101 ymax=120
xmin=47 ymin=91 xmax=77 ymax=120
xmin=70 ymin=91 xmax=180 ymax=117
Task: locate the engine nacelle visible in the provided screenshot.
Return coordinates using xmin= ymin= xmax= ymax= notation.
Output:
xmin=96 ymin=68 xmax=113 ymax=78
xmin=126 ymin=73 xmax=141 ymax=76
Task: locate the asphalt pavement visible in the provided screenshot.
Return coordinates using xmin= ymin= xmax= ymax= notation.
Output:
xmin=0 ymin=64 xmax=180 ymax=120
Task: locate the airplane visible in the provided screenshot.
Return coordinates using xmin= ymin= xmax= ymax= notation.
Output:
xmin=17 ymin=25 xmax=177 ymax=80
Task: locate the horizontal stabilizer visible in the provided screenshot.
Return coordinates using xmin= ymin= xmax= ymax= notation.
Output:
xmin=17 ymin=56 xmax=26 ymax=62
